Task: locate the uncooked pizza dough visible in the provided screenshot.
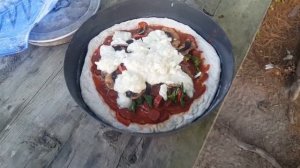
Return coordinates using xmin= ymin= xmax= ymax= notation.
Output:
xmin=80 ymin=17 xmax=220 ymax=133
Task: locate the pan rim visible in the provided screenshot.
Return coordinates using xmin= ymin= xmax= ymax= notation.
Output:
xmin=64 ymin=0 xmax=234 ymax=136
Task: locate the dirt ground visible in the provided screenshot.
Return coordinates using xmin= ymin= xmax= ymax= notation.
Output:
xmin=195 ymin=0 xmax=300 ymax=168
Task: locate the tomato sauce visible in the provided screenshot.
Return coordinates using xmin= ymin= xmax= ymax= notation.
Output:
xmin=90 ymin=25 xmax=209 ymax=126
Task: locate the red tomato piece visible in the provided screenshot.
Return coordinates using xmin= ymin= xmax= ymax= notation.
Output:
xmin=133 ymin=34 xmax=146 ymax=39
xmin=147 ymin=109 xmax=160 ymax=121
xmin=177 ymin=89 xmax=183 ymax=103
xmin=158 ymin=111 xmax=170 ymax=122
xmin=192 ymin=49 xmax=203 ymax=57
xmin=154 ymin=95 xmax=163 ymax=108
xmin=139 ymin=104 xmax=160 ymax=122
xmin=138 ymin=21 xmax=148 ymax=29
xmin=164 ymin=100 xmax=172 ymax=107
xmin=116 ymin=112 xmax=131 ymax=126
xmin=140 ymin=103 xmax=150 ymax=112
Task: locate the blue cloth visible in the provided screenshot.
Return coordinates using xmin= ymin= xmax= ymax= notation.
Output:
xmin=0 ymin=0 xmax=58 ymax=57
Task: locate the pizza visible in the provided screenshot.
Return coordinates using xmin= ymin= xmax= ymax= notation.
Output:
xmin=80 ymin=18 xmax=221 ymax=133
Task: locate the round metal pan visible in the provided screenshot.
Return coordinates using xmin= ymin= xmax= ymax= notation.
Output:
xmin=64 ymin=0 xmax=235 ymax=136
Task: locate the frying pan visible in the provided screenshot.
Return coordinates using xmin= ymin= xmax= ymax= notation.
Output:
xmin=64 ymin=0 xmax=235 ymax=135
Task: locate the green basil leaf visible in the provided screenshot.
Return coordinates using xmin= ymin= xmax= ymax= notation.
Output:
xmin=136 ymin=97 xmax=144 ymax=106
xmin=184 ymin=54 xmax=192 ymax=62
xmin=167 ymin=88 xmax=178 ymax=103
xmin=180 ymin=93 xmax=185 ymax=107
xmin=144 ymin=95 xmax=153 ymax=107
xmin=179 ymin=83 xmax=186 ymax=106
xmin=167 ymin=92 xmax=175 ymax=102
xmin=129 ymin=101 xmax=137 ymax=112
xmin=191 ymin=56 xmax=201 ymax=72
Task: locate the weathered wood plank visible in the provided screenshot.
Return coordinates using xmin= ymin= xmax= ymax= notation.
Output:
xmin=0 ymin=49 xmax=29 ymax=83
xmin=195 ymin=0 xmax=221 ymax=16
xmin=213 ymin=0 xmax=272 ymax=68
xmin=116 ymin=136 xmax=152 ymax=168
xmin=0 ymin=69 xmax=132 ymax=168
xmin=49 ymin=114 xmax=132 ymax=168
xmin=101 ymin=0 xmax=221 ymax=17
xmin=49 ymin=115 xmax=214 ymax=168
xmin=116 ymin=116 xmax=216 ymax=168
xmin=0 ymin=72 xmax=85 ymax=168
xmin=0 ymin=45 xmax=68 ymax=133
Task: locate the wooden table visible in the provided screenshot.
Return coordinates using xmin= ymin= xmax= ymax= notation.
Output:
xmin=0 ymin=0 xmax=271 ymax=167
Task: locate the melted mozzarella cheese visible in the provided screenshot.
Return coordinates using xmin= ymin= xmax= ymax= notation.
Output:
xmin=114 ymin=71 xmax=146 ymax=94
xmin=111 ymin=31 xmax=132 ymax=46
xmin=95 ymin=30 xmax=194 ymax=108
xmin=95 ymin=45 xmax=126 ymax=73
xmin=117 ymin=93 xmax=132 ymax=108
xmin=159 ymin=84 xmax=168 ymax=100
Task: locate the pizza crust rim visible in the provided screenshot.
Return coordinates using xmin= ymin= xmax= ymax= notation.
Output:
xmin=80 ymin=17 xmax=221 ymax=133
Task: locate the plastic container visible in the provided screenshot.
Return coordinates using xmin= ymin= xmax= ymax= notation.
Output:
xmin=0 ymin=0 xmax=58 ymax=57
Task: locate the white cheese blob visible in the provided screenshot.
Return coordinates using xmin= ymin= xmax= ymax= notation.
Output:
xmin=117 ymin=93 xmax=132 ymax=108
xmin=111 ymin=31 xmax=132 ymax=46
xmin=127 ymin=39 xmax=148 ymax=55
xmin=95 ymin=30 xmax=195 ymax=108
xmin=159 ymin=84 xmax=168 ymax=100
xmin=95 ymin=46 xmax=120 ymax=73
xmin=114 ymin=71 xmax=146 ymax=94
xmin=194 ymin=71 xmax=202 ymax=79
